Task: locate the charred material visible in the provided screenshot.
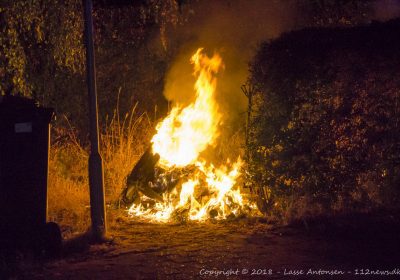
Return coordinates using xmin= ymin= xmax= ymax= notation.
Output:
xmin=120 ymin=147 xmax=196 ymax=206
xmin=120 ymin=147 xmax=211 ymax=216
xmin=120 ymin=148 xmax=161 ymax=205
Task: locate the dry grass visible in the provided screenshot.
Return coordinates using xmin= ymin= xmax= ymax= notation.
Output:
xmin=47 ymin=104 xmax=153 ymax=238
xmin=47 ymin=139 xmax=90 ymax=237
xmin=102 ymin=103 xmax=153 ymax=203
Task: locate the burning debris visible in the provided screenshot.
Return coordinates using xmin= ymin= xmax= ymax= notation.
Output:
xmin=122 ymin=49 xmax=257 ymax=223
xmin=120 ymin=148 xmax=162 ymax=204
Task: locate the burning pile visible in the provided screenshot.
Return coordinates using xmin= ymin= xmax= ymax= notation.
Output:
xmin=126 ymin=48 xmax=253 ymax=222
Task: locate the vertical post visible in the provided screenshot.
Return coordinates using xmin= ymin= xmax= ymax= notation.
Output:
xmin=241 ymin=83 xmax=254 ymax=162
xmin=83 ymin=0 xmax=106 ymax=241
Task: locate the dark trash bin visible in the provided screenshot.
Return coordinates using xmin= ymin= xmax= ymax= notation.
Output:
xmin=0 ymin=95 xmax=61 ymax=257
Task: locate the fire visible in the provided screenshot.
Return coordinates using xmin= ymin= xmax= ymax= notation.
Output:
xmin=151 ymin=48 xmax=222 ymax=168
xmin=128 ymin=48 xmax=249 ymax=222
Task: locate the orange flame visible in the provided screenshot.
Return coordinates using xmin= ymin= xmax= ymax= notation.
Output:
xmin=128 ymin=48 xmax=248 ymax=222
xmin=151 ymin=49 xmax=222 ymax=168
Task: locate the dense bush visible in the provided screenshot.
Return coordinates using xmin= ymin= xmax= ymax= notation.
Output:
xmin=248 ymin=19 xmax=400 ymax=220
xmin=0 ymin=0 xmax=181 ymax=137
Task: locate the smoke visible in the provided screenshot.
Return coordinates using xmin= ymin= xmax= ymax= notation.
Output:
xmin=163 ymin=0 xmax=297 ymax=128
xmin=161 ymin=0 xmax=400 ymax=145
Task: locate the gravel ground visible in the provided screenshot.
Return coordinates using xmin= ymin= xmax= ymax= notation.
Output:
xmin=13 ymin=215 xmax=400 ymax=279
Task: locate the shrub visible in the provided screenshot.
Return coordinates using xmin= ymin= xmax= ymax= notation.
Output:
xmin=248 ymin=19 xmax=400 ymax=221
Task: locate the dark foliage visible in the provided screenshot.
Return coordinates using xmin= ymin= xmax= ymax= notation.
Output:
xmin=0 ymin=0 xmax=181 ymax=140
xmin=296 ymin=0 xmax=373 ymax=27
xmin=249 ymin=18 xmax=400 ymax=219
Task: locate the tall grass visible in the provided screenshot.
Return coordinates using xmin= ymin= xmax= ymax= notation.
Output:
xmin=48 ymin=134 xmax=90 ymax=236
xmin=102 ymin=103 xmax=153 ymax=203
xmin=47 ymin=104 xmax=153 ymax=237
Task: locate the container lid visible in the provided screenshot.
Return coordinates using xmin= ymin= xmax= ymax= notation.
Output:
xmin=0 ymin=95 xmax=54 ymax=124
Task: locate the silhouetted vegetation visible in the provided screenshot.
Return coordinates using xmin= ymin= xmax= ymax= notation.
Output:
xmin=0 ymin=0 xmax=181 ymax=136
xmin=249 ymin=18 xmax=400 ymax=221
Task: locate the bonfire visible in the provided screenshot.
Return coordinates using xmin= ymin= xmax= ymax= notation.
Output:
xmin=123 ymin=48 xmax=255 ymax=222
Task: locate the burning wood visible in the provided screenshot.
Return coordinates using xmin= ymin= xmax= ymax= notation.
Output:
xmin=120 ymin=148 xmax=196 ymax=204
xmin=120 ymin=148 xmax=162 ymax=204
xmin=123 ymin=48 xmax=257 ymax=223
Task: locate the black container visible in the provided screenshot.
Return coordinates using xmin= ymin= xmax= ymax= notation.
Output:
xmin=0 ymin=95 xmax=61 ymax=256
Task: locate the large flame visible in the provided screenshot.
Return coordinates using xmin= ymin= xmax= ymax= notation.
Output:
xmin=151 ymin=49 xmax=222 ymax=168
xmin=128 ymin=48 xmax=249 ymax=222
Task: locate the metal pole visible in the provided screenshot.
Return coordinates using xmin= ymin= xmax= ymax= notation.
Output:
xmin=83 ymin=0 xmax=107 ymax=241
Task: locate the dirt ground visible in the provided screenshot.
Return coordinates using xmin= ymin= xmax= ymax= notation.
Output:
xmin=13 ymin=214 xmax=400 ymax=279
